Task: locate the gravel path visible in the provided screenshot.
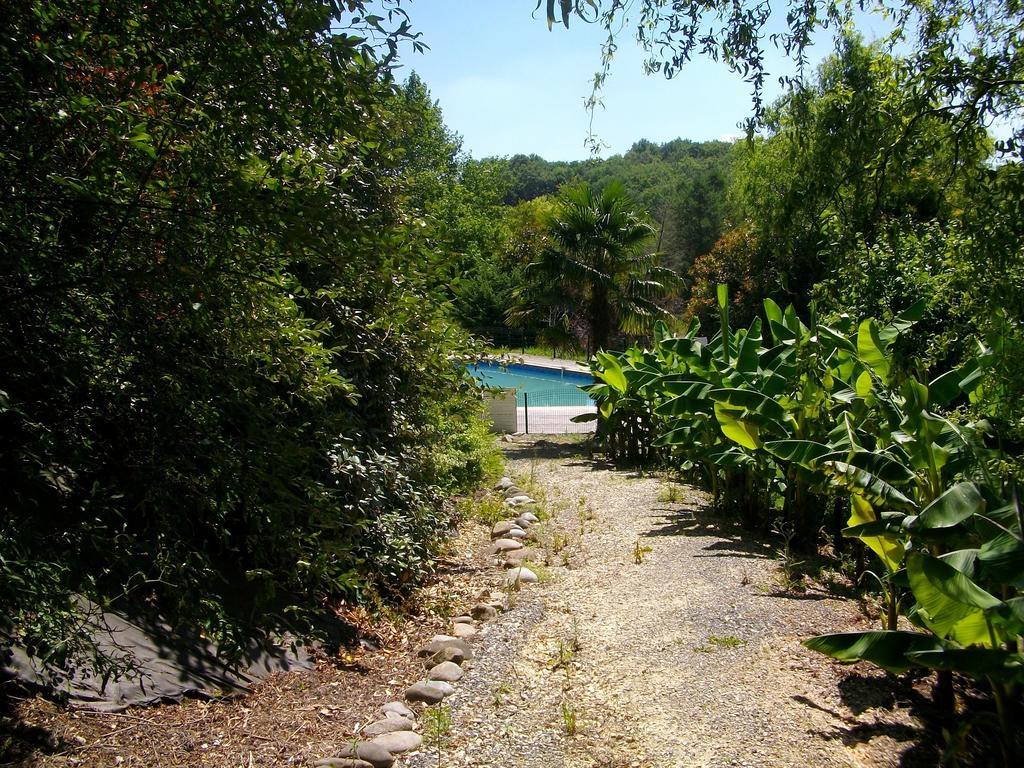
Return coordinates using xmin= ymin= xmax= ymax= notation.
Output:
xmin=416 ymin=437 xmax=933 ymax=768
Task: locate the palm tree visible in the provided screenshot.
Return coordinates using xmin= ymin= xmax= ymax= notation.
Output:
xmin=510 ymin=181 xmax=680 ymax=354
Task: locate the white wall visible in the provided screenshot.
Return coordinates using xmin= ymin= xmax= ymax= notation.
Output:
xmin=484 ymin=389 xmax=518 ymax=433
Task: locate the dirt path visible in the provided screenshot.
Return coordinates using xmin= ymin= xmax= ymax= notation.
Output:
xmin=418 ymin=437 xmax=936 ymax=768
xmin=8 ymin=437 xmax=939 ymax=767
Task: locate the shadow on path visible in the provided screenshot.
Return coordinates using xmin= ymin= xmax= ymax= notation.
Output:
xmin=795 ymin=670 xmax=944 ymax=767
xmin=642 ymin=508 xmax=775 ymax=560
xmin=501 ymin=438 xmax=593 ymax=463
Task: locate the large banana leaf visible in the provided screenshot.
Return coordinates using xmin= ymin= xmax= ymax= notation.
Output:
xmin=706 ymin=446 xmax=756 ymax=468
xmin=824 ymin=450 xmax=917 ymax=486
xmin=857 ymin=319 xmax=891 ymax=384
xmin=828 ymin=412 xmax=864 ymax=452
xmin=909 ymin=481 xmax=985 ymax=531
xmin=804 ymin=630 xmax=947 ymax=674
xmin=763 ymin=297 xmax=784 ymax=336
xmin=824 ymin=460 xmax=917 ymax=511
xmin=907 ymin=551 xmax=1002 ymax=646
xmin=929 ymin=358 xmax=981 ymax=407
xmin=653 ymin=426 xmax=693 ymax=447
xmin=906 ymin=647 xmax=1024 ymax=684
xmin=709 ymin=388 xmax=790 ymax=424
xmin=847 ymin=495 xmax=905 ymax=572
xmin=735 ymin=318 xmax=763 ymax=374
xmin=595 ymin=351 xmax=627 ymax=393
xmin=843 ymin=510 xmax=908 ymax=538
xmin=764 ymin=439 xmax=833 ymax=465
xmin=714 ymin=403 xmax=761 ymax=450
xmin=817 ymin=324 xmax=857 ymax=354
xmin=993 ymin=596 xmax=1024 ymax=637
xmin=660 ymin=379 xmax=714 ymax=398
xmin=659 ymin=337 xmax=705 ymax=360
xmin=768 ymin=319 xmax=797 ymax=345
xmin=655 ymin=384 xmax=714 ymax=417
xmin=979 ymin=531 xmax=1024 ymax=588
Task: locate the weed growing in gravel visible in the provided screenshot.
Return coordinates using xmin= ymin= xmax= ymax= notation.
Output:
xmin=695 ymin=635 xmax=747 ymax=652
xmin=632 ymin=539 xmax=653 ymax=564
xmin=772 ymin=517 xmax=806 ymax=592
xmin=503 ymin=577 xmax=523 ymax=601
xmin=423 ymin=704 xmax=452 ymax=768
xmin=551 ymin=529 xmax=569 ymax=554
xmin=657 ymin=483 xmax=684 ymax=503
xmin=709 ymin=634 xmax=745 ymax=648
xmin=575 ymin=496 xmax=594 ymax=534
xmin=492 ymin=681 xmax=513 ymax=707
xmin=456 ymin=493 xmax=506 ymax=526
xmin=522 ymin=560 xmax=552 ymax=582
xmin=549 ymin=628 xmax=581 ymax=672
xmin=561 ymin=699 xmax=578 ymax=736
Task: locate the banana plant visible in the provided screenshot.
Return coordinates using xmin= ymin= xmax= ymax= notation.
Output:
xmin=579 ymin=347 xmax=672 ymax=464
xmin=805 ymin=484 xmax=1023 ymax=764
xmin=579 ymin=282 xmax=1021 ymax=760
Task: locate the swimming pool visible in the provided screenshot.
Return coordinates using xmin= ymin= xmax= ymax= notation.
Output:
xmin=468 ymin=361 xmax=593 ymax=406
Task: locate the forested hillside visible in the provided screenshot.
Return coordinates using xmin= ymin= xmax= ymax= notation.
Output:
xmin=503 ymin=140 xmax=733 ymax=274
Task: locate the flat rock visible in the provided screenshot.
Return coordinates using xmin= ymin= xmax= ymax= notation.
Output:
xmin=314 ymin=760 xmax=374 ymax=768
xmin=370 ymin=731 xmax=423 ymax=754
xmin=381 ymin=701 xmax=415 ymax=720
xmin=427 ymin=661 xmax=465 ymax=682
xmin=452 ymin=615 xmax=474 ymax=625
xmin=502 ymin=548 xmax=537 ymax=568
xmin=451 ymin=622 xmax=477 ymax=638
xmin=332 ymin=742 xmax=395 ymax=768
xmin=502 ymin=486 xmax=523 ymax=498
xmin=425 ymin=645 xmax=465 ymax=667
xmin=418 ymin=636 xmax=474 ymax=660
xmin=494 ymin=477 xmax=513 ymax=490
xmin=505 ymin=494 xmax=534 ymax=505
xmin=506 ymin=527 xmax=528 ymax=539
xmin=489 ymin=538 xmax=524 ymax=553
xmin=517 ymin=511 xmax=540 ymax=525
xmin=405 ymin=681 xmax=449 ymax=704
xmin=361 ymin=718 xmax=413 ymax=737
xmin=431 ymin=680 xmax=456 ymax=696
xmin=471 ymin=603 xmax=498 ymax=621
xmin=505 ymin=566 xmax=539 ymax=587
xmin=491 ymin=521 xmax=517 ymax=538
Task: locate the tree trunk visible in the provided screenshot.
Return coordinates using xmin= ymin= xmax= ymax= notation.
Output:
xmin=590 ymin=288 xmax=612 ymax=352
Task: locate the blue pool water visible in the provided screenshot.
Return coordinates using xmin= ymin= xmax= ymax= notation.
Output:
xmin=469 ymin=361 xmax=593 ymax=405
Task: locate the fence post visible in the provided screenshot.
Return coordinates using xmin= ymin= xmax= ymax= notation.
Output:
xmin=524 ymin=391 xmax=529 ymax=434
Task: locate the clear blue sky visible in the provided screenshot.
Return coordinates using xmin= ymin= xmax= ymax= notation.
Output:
xmin=392 ymin=2 xmax=893 ymax=161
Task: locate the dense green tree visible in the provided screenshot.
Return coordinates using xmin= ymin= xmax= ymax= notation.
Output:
xmin=393 ymin=74 xmax=513 ymax=329
xmin=512 ymin=181 xmax=679 ymax=352
xmin=696 ymin=36 xmax=988 ymax=309
xmin=0 ymin=0 xmax=496 ymax=676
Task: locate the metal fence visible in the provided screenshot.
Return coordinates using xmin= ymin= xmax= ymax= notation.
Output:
xmin=519 ymin=388 xmax=596 ymax=434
